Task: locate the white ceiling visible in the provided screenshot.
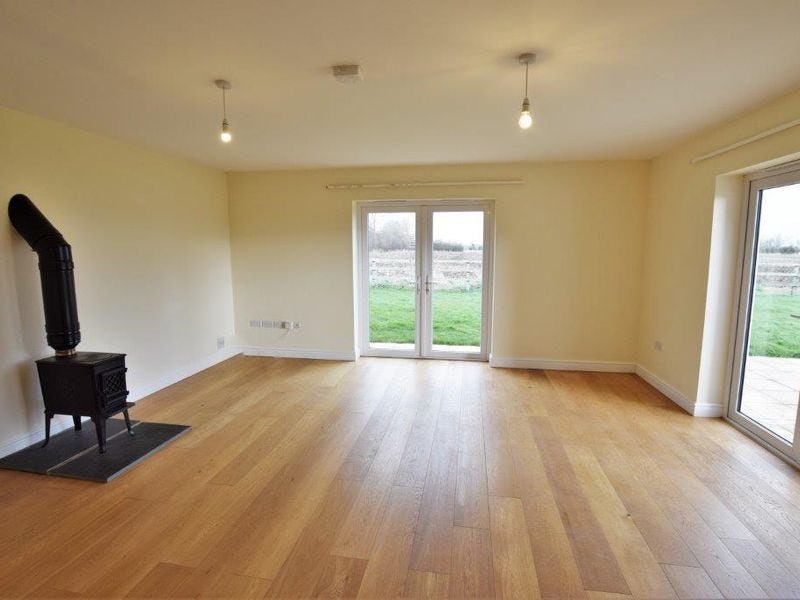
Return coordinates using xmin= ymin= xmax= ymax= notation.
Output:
xmin=1 ymin=0 xmax=800 ymax=171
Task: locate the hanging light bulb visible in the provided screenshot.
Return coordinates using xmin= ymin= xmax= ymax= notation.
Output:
xmin=215 ymin=79 xmax=232 ymax=143
xmin=517 ymin=53 xmax=535 ymax=130
xmin=518 ymin=98 xmax=532 ymax=129
xmin=220 ymin=119 xmax=232 ymax=143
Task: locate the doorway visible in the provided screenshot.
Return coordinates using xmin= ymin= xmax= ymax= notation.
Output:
xmin=358 ymin=200 xmax=494 ymax=360
xmin=729 ymin=167 xmax=800 ymax=461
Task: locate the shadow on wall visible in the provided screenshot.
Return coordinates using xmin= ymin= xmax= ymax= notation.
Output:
xmin=7 ymin=217 xmax=50 ymax=433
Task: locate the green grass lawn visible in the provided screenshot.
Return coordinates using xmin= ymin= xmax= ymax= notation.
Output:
xmin=369 ymin=286 xmax=481 ymax=346
xmin=368 ymin=285 xmax=800 ymax=356
xmin=748 ymin=291 xmax=800 ymax=358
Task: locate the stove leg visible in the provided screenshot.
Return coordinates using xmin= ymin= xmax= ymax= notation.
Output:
xmin=92 ymin=417 xmax=108 ymax=454
xmin=72 ymin=415 xmax=82 ymax=431
xmin=122 ymin=408 xmax=135 ymax=437
xmin=41 ymin=411 xmax=53 ymax=448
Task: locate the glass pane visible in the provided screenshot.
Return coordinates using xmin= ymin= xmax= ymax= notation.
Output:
xmin=367 ymin=212 xmax=416 ymax=350
xmin=431 ymin=211 xmax=483 ymax=352
xmin=740 ymin=182 xmax=800 ymax=442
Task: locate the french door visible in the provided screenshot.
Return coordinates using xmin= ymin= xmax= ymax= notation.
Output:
xmin=729 ymin=167 xmax=800 ymax=462
xmin=358 ymin=201 xmax=493 ymax=360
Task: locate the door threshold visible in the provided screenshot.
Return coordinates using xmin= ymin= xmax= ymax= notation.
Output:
xmin=723 ymin=415 xmax=800 ymax=471
xmin=360 ymin=353 xmax=488 ymax=363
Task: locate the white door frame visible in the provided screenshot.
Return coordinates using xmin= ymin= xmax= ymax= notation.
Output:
xmin=727 ymin=165 xmax=800 ymax=463
xmin=357 ymin=199 xmax=494 ymax=361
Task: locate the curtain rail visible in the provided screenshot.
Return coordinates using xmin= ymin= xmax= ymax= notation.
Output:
xmin=690 ymin=117 xmax=800 ymax=164
xmin=325 ymin=179 xmax=523 ymax=190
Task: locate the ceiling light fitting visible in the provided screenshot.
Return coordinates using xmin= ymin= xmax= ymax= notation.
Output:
xmin=517 ymin=53 xmax=535 ymax=130
xmin=215 ymin=79 xmax=232 ymax=143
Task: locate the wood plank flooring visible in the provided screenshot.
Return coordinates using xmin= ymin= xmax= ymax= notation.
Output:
xmin=2 ymin=355 xmax=800 ymax=598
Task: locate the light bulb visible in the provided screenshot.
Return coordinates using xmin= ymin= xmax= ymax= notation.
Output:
xmin=518 ymin=98 xmax=532 ymax=129
xmin=220 ymin=119 xmax=232 ymax=143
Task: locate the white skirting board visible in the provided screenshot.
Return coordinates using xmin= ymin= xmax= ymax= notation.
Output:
xmin=237 ymin=345 xmax=357 ymax=361
xmin=130 ymin=346 xmax=242 ymax=402
xmin=490 ymin=355 xmax=722 ymax=417
xmin=489 ymin=355 xmax=636 ymax=373
xmin=0 ymin=346 xmax=241 ymax=459
xmin=234 ymin=350 xmax=719 ymax=417
xmin=634 ymin=364 xmax=723 ymax=417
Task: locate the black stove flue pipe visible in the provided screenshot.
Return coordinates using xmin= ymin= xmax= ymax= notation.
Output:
xmin=8 ymin=194 xmax=80 ymax=355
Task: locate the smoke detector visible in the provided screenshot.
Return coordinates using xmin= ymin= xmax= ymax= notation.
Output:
xmin=332 ymin=64 xmax=363 ymax=84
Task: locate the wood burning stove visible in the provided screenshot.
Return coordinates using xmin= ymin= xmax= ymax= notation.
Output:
xmin=8 ymin=194 xmax=134 ymax=453
xmin=36 ymin=353 xmax=133 ymax=453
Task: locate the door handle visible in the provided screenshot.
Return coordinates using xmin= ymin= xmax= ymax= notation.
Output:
xmin=425 ymin=275 xmax=431 ymax=294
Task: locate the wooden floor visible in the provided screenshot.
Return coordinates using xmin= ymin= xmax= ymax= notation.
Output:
xmin=3 ymin=356 xmax=800 ymax=599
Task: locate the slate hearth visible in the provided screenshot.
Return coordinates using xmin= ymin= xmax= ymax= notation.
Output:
xmin=0 ymin=419 xmax=190 ymax=482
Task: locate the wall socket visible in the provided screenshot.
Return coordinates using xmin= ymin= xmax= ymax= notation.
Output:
xmin=654 ymin=340 xmax=663 ymax=352
xmin=217 ymin=336 xmax=226 ymax=349
xmin=249 ymin=319 xmax=301 ymax=330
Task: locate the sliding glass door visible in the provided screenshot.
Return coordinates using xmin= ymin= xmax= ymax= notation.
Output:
xmin=729 ymin=168 xmax=800 ymax=461
xmin=359 ymin=201 xmax=493 ymax=360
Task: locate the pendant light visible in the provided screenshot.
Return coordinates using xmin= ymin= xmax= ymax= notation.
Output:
xmin=517 ymin=53 xmax=535 ymax=130
xmin=215 ymin=79 xmax=232 ymax=143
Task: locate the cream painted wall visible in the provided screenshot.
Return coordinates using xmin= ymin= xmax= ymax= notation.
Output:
xmin=0 ymin=105 xmax=234 ymax=453
xmin=638 ymin=87 xmax=800 ymax=412
xmin=6 ymin=76 xmax=793 ymax=454
xmin=228 ymin=161 xmax=649 ymax=364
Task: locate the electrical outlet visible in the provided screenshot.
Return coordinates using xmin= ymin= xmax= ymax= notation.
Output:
xmin=250 ymin=319 xmax=301 ymax=330
xmin=217 ymin=336 xmax=226 ymax=349
xmin=654 ymin=340 xmax=663 ymax=352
